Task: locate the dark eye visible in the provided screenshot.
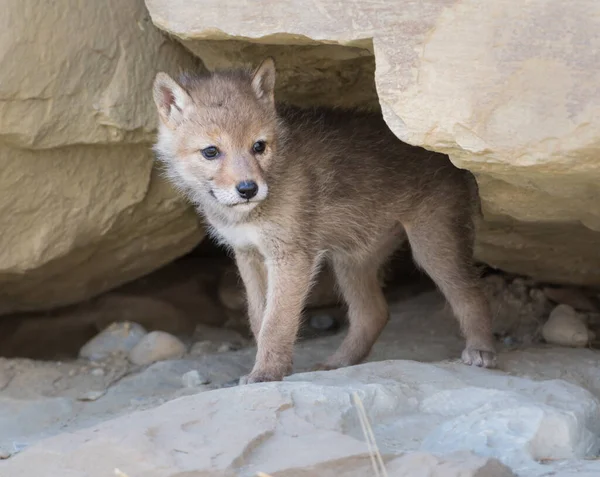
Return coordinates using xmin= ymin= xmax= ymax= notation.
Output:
xmin=201 ymin=146 xmax=220 ymax=160
xmin=252 ymin=141 xmax=266 ymax=154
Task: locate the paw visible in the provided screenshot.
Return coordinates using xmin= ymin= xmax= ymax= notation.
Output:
xmin=461 ymin=347 xmax=497 ymax=368
xmin=238 ymin=370 xmax=284 ymax=385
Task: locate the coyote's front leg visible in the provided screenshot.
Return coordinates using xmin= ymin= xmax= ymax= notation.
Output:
xmin=240 ymin=251 xmax=317 ymax=384
xmin=234 ymin=248 xmax=268 ymax=338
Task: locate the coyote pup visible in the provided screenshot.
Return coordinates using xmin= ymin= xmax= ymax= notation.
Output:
xmin=152 ymin=58 xmax=497 ymax=384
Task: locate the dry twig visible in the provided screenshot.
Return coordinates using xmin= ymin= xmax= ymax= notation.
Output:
xmin=352 ymin=392 xmax=388 ymax=477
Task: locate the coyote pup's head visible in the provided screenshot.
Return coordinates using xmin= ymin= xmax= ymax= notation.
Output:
xmin=152 ymin=58 xmax=281 ymax=216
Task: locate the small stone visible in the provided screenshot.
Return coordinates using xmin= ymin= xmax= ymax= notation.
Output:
xmin=128 ymin=331 xmax=186 ymax=366
xmin=79 ymin=321 xmax=147 ymax=361
xmin=181 ymin=370 xmax=210 ymax=387
xmin=190 ymin=340 xmax=218 ymax=355
xmin=542 ymin=304 xmax=594 ymax=347
xmin=217 ymin=342 xmax=236 ymax=352
xmin=503 ymin=336 xmax=517 ymax=347
xmin=309 ymin=312 xmax=337 ymax=331
xmin=0 ymin=446 xmax=10 ymax=460
xmin=91 ymin=368 xmax=105 ymax=377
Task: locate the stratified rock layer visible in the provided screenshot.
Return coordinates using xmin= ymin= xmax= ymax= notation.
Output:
xmin=0 ymin=0 xmax=205 ymax=314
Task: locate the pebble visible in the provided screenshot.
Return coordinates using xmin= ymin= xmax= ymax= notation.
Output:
xmin=79 ymin=321 xmax=147 ymax=361
xmin=181 ymin=370 xmax=210 ymax=388
xmin=542 ymin=304 xmax=594 ymax=347
xmin=91 ymin=368 xmax=105 ymax=377
xmin=502 ymin=336 xmax=517 ymax=347
xmin=128 ymin=331 xmax=187 ymax=366
xmin=190 ymin=340 xmax=218 ymax=355
xmin=310 ymin=312 xmax=337 ymax=331
xmin=0 ymin=446 xmax=10 ymax=460
xmin=217 ymin=342 xmax=237 ymax=353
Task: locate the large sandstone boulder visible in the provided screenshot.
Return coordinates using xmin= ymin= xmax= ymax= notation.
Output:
xmin=146 ymin=0 xmax=600 ymax=287
xmin=0 ymin=0 xmax=205 ymax=314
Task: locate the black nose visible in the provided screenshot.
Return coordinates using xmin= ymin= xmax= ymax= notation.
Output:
xmin=236 ymin=180 xmax=259 ymax=199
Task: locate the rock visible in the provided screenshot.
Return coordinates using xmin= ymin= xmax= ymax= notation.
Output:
xmin=299 ymin=306 xmax=346 ymax=341
xmin=0 ymin=0 xmax=205 ymax=315
xmin=543 ymin=287 xmax=599 ymax=312
xmin=0 ymin=395 xmax=75 ymax=459
xmin=2 ymin=359 xmax=600 ymax=476
xmin=190 ymin=341 xmax=222 ymax=355
xmin=542 ymin=304 xmax=594 ymax=347
xmin=145 ymin=0 xmax=600 ymax=287
xmin=309 ymin=310 xmax=338 ymax=331
xmin=128 ymin=331 xmax=186 ymax=366
xmin=181 ymin=370 xmax=209 ymax=387
xmin=79 ymin=322 xmax=147 ymax=361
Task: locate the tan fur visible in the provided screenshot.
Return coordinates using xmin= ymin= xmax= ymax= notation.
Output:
xmin=152 ymin=58 xmax=497 ymax=384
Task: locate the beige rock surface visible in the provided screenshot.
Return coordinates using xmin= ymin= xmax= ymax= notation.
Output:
xmin=146 ymin=0 xmax=600 ymax=286
xmin=4 ymin=355 xmax=600 ymax=476
xmin=1 ymin=291 xmax=600 ymax=475
xmin=1 ymin=0 xmax=202 ymax=148
xmin=0 ymin=0 xmax=205 ymax=314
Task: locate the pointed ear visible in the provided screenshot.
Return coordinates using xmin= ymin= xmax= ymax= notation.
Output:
xmin=153 ymin=72 xmax=192 ymax=128
xmin=251 ymin=57 xmax=276 ymax=104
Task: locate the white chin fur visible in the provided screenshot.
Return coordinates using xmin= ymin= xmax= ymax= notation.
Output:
xmin=229 ymin=201 xmax=259 ymax=211
xmin=211 ymin=185 xmax=268 ymax=208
